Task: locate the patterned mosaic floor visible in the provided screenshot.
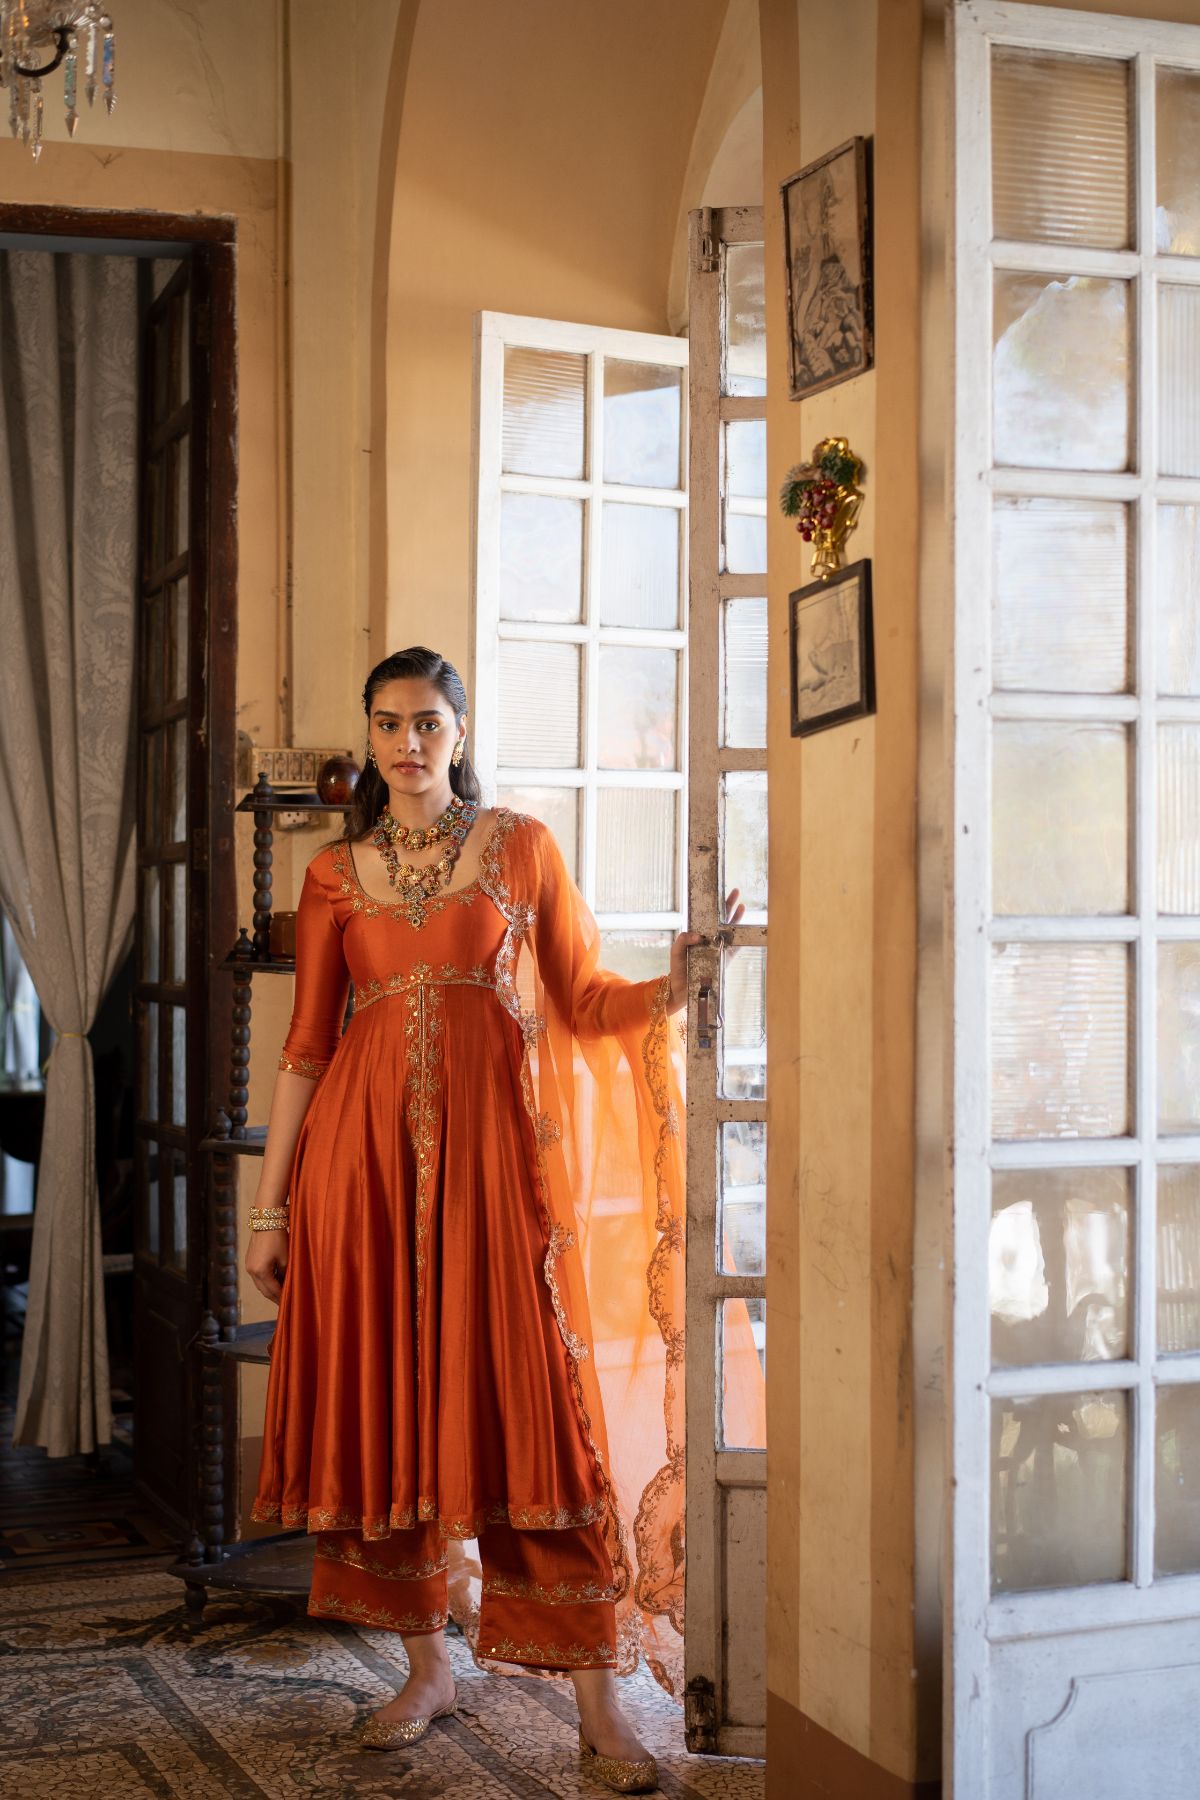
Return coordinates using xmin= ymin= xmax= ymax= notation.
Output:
xmin=0 ymin=1561 xmax=766 ymax=1798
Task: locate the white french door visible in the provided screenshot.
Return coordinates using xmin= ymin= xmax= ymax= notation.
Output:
xmin=471 ymin=311 xmax=688 ymax=979
xmin=684 ymin=204 xmax=767 ymax=1757
xmin=952 ymin=5 xmax=1200 ymax=1795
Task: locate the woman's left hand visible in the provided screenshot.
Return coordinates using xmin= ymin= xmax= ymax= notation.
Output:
xmin=666 ymin=888 xmax=745 ymax=1016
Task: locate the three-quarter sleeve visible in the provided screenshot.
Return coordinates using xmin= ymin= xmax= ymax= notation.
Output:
xmin=277 ymin=859 xmax=350 ymax=1079
xmin=530 ymin=819 xmax=670 ymax=1041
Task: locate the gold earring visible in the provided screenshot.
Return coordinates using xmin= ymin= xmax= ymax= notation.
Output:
xmin=366 ymin=746 xmax=376 ymax=765
xmin=451 ymin=743 xmax=464 ymax=767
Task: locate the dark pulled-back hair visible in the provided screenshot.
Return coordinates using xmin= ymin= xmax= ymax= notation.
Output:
xmin=340 ymin=646 xmax=482 ymax=842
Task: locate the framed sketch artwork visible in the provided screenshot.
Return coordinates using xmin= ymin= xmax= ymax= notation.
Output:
xmin=790 ymin=559 xmax=875 ymax=737
xmin=781 ymin=136 xmax=873 ymax=400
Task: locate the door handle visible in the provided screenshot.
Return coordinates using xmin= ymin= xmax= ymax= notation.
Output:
xmin=697 ymin=980 xmax=723 ymax=1050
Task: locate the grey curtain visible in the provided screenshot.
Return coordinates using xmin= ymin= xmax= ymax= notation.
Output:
xmin=0 ymin=251 xmax=138 ymax=1456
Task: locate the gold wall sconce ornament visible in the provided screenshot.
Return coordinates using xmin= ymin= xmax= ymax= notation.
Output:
xmin=779 ymin=436 xmax=865 ymax=581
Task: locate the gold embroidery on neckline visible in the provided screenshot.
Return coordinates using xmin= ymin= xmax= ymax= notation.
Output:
xmin=330 ymin=809 xmax=513 ymax=929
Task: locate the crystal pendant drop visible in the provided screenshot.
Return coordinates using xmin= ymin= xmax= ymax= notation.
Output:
xmin=64 ymin=42 xmax=77 ymax=137
xmin=85 ymin=20 xmax=97 ymax=108
xmin=31 ymin=76 xmax=42 ymax=161
xmin=8 ymin=81 xmax=18 ymax=141
xmin=102 ymin=26 xmax=114 ymax=114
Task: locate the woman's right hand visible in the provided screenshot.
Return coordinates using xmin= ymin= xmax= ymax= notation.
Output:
xmin=246 ymin=1228 xmax=290 ymax=1305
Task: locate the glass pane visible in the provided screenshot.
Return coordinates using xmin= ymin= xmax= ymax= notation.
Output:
xmin=598 ymin=928 xmax=672 ymax=984
xmin=499 ymin=493 xmax=583 ymax=623
xmin=993 ymin=273 xmax=1130 ymax=472
xmin=143 ymin=595 xmax=163 ymax=712
xmin=1157 ymin=505 xmax=1200 ymax=695
xmin=724 ymin=242 xmax=767 ymax=396
xmin=147 ymin=450 xmax=166 ymax=571
xmin=502 ymin=346 xmax=586 ymax=479
xmin=595 ymin=788 xmax=676 ymax=911
xmin=497 ymin=641 xmax=581 ymax=768
xmin=170 ymin=861 xmax=187 ymax=982
xmin=598 ymin=502 xmax=679 ymax=629
xmin=1159 ymin=286 xmax=1200 ymax=478
xmin=990 ymin=1168 xmax=1129 ymax=1367
xmin=721 ymin=1121 xmax=766 ymax=1276
xmin=722 ymin=1297 xmax=766 ymax=1450
xmin=992 ymin=49 xmax=1131 ymax=250
xmin=145 ymin=1143 xmax=160 ymax=1257
xmin=169 ymin=578 xmax=188 ymax=702
xmin=1156 ymin=1385 xmax=1200 ymax=1576
xmin=992 ymin=723 xmax=1128 ymax=915
xmin=597 ymin=646 xmax=678 ymax=771
xmin=1159 ymin=726 xmax=1200 ymax=912
xmin=720 ymin=772 xmax=767 ymax=923
xmin=179 ymin=285 xmax=190 ymax=404
xmin=1158 ymin=944 xmax=1200 ymax=1135
xmin=142 ymin=1002 xmax=159 ymax=1118
xmin=992 ymin=943 xmax=1129 ymax=1140
xmin=172 ymin=438 xmax=189 ymax=558
xmin=142 ymin=732 xmax=161 ymax=843
xmin=170 ymin=1007 xmax=186 ymax=1127
xmin=723 ymin=420 xmax=767 ymax=573
xmin=141 ymin=868 xmax=160 ymax=981
xmin=1157 ymin=68 xmax=1200 ymax=256
xmin=167 ymin=1157 xmax=187 ymax=1274
xmin=721 ymin=945 xmax=766 ymax=1100
xmin=993 ymin=499 xmax=1128 ymax=694
xmin=722 ymin=598 xmax=768 ymax=748
xmin=1157 ymin=1167 xmax=1200 ymax=1354
xmin=170 ymin=720 xmax=187 ymax=844
xmin=496 ymin=784 xmax=579 ymax=881
xmin=991 ymin=1390 xmax=1127 ymax=1594
xmin=603 ymin=359 xmax=681 ymax=489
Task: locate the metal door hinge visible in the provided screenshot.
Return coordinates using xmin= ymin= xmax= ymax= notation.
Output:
xmin=684 ymin=1675 xmax=718 ymax=1754
xmin=695 ymin=206 xmax=718 ymax=275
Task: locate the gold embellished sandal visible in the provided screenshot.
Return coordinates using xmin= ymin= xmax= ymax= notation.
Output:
xmin=360 ymin=1687 xmax=457 ymax=1750
xmin=578 ymin=1723 xmax=660 ymax=1794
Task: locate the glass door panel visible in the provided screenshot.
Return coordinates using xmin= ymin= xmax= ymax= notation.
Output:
xmin=685 ymin=204 xmax=767 ymax=1756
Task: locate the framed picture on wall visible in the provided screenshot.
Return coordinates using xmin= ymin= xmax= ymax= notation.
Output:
xmin=781 ymin=136 xmax=873 ymax=401
xmin=789 ymin=558 xmax=874 ymax=737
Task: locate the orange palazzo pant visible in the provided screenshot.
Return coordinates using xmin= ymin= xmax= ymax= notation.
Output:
xmin=308 ymin=1519 xmax=619 ymax=1670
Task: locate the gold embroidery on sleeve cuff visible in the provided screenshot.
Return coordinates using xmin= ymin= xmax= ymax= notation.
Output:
xmin=277 ymin=1052 xmax=327 ymax=1078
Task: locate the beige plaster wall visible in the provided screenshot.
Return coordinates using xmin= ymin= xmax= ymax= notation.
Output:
xmin=383 ymin=0 xmax=731 ymax=680
xmin=761 ymin=0 xmax=926 ymax=1790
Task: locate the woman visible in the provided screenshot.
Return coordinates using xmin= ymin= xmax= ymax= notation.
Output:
xmin=247 ymin=646 xmax=742 ymax=1790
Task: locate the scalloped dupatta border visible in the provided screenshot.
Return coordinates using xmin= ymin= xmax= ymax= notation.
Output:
xmin=632 ymin=972 xmax=687 ymax=1687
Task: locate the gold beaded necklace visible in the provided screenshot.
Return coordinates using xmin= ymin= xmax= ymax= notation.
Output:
xmin=371 ymin=795 xmax=479 ymax=899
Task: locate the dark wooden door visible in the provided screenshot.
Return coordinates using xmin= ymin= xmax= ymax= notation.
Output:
xmin=132 ymin=258 xmax=206 ymax=1525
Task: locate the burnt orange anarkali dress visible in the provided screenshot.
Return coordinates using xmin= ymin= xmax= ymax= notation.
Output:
xmin=251 ymin=807 xmax=695 ymax=1695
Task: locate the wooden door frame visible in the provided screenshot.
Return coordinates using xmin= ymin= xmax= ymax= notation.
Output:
xmin=0 ymin=202 xmax=238 ymax=1526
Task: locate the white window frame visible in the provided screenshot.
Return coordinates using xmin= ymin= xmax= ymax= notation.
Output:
xmin=951 ymin=3 xmax=1200 ymax=1792
xmin=471 ymin=311 xmax=689 ymax=936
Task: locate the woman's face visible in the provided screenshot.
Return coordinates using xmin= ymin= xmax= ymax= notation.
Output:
xmin=368 ymin=677 xmax=466 ymax=800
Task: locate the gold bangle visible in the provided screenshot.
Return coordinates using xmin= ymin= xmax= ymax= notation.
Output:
xmin=249 ymin=1205 xmax=290 ymax=1232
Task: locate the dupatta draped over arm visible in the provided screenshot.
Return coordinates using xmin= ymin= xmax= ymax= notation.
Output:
xmin=451 ymin=812 xmax=687 ymax=1697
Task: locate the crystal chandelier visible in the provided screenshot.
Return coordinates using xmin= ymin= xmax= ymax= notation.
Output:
xmin=1 ymin=4 xmax=115 ymax=160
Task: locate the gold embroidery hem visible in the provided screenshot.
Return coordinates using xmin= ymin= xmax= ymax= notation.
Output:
xmin=250 ymin=1495 xmax=608 ymax=1538
xmin=314 ymin=1538 xmax=448 ymax=1581
xmin=277 ymin=1051 xmax=327 ymax=1079
xmin=632 ymin=973 xmax=686 ymax=1644
xmin=480 ymin=1573 xmax=618 ymax=1605
xmin=307 ymin=1593 xmax=449 ymax=1633
xmin=478 ymin=1635 xmax=618 ymax=1669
